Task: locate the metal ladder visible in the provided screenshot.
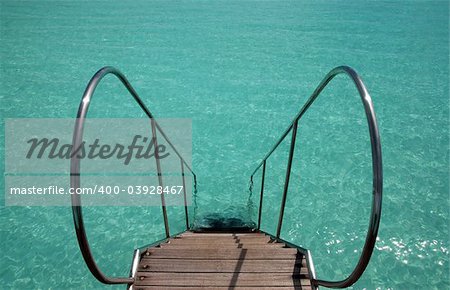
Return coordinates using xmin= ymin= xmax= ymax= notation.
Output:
xmin=70 ymin=66 xmax=382 ymax=289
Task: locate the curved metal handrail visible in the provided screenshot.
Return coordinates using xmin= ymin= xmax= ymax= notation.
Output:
xmin=250 ymin=66 xmax=382 ymax=288
xmin=70 ymin=66 xmax=196 ymax=284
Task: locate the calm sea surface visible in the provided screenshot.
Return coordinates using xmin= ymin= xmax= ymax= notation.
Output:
xmin=1 ymin=0 xmax=448 ymax=289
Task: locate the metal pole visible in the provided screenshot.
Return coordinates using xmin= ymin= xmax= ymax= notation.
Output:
xmin=181 ymin=160 xmax=189 ymax=230
xmin=257 ymin=160 xmax=266 ymax=230
xmin=276 ymin=120 xmax=298 ymax=238
xmin=151 ymin=119 xmax=170 ymax=238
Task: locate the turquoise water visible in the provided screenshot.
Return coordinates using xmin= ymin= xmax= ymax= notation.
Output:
xmin=1 ymin=0 xmax=449 ymax=289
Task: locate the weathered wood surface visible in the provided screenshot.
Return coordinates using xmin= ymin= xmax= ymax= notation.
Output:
xmin=138 ymin=258 xmax=308 ymax=273
xmin=135 ymin=231 xmax=313 ymax=290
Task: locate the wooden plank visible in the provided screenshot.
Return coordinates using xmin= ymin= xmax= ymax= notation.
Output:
xmin=134 ymin=286 xmax=312 ymax=290
xmin=164 ymin=241 xmax=276 ymax=247
xmin=142 ymin=249 xmax=298 ymax=260
xmin=170 ymin=237 xmax=270 ymax=241
xmin=167 ymin=238 xmax=272 ymax=245
xmin=158 ymin=243 xmax=286 ymax=249
xmin=170 ymin=237 xmax=270 ymax=242
xmin=135 ymin=272 xmax=311 ymax=287
xmin=175 ymin=235 xmax=268 ymax=239
xmin=180 ymin=232 xmax=265 ymax=236
xmin=138 ymin=258 xmax=308 ymax=273
xmin=179 ymin=234 xmax=266 ymax=238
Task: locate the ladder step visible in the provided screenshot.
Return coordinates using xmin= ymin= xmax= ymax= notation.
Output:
xmin=143 ymin=248 xmax=298 ymax=260
xmin=138 ymin=258 xmax=308 ymax=273
xmin=179 ymin=232 xmax=265 ymax=237
xmin=173 ymin=235 xmax=270 ymax=241
xmin=135 ymin=272 xmax=311 ymax=287
xmin=159 ymin=243 xmax=285 ymax=249
xmin=135 ymin=287 xmax=304 ymax=290
xmin=168 ymin=237 xmax=272 ymax=244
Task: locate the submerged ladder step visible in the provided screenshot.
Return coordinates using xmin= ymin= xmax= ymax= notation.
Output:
xmin=136 ymin=231 xmax=314 ymax=289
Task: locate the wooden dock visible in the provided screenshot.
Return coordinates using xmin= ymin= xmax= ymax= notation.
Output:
xmin=135 ymin=232 xmax=314 ymax=290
